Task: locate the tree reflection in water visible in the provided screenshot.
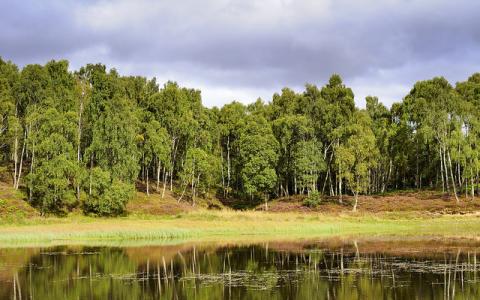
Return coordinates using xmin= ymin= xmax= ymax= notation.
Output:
xmin=1 ymin=238 xmax=480 ymax=299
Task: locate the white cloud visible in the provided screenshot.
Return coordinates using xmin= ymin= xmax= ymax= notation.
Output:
xmin=196 ymin=85 xmax=274 ymax=108
xmin=75 ymin=0 xmax=333 ymax=32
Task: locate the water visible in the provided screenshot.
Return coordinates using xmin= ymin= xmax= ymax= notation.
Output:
xmin=1 ymin=237 xmax=480 ymax=299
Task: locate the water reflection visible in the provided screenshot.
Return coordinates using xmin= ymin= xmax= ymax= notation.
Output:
xmin=1 ymin=238 xmax=480 ymax=299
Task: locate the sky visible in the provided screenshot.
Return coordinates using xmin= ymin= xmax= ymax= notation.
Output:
xmin=1 ymin=0 xmax=480 ymax=108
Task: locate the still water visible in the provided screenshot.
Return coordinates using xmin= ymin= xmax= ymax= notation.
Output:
xmin=1 ymin=237 xmax=480 ymax=299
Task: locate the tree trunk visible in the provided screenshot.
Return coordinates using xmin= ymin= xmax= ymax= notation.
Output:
xmin=191 ymin=168 xmax=196 ymax=206
xmin=13 ymin=134 xmax=18 ymax=188
xmin=285 ymin=179 xmax=290 ymax=197
xmin=352 ymin=192 xmax=358 ymax=212
xmin=457 ymin=157 xmax=462 ymax=192
xmin=382 ymin=159 xmax=392 ymax=193
xmin=89 ymin=155 xmax=93 ymax=195
xmin=322 ymin=151 xmax=334 ymax=194
xmin=439 ymin=148 xmax=445 ymax=193
xmin=77 ymin=90 xmax=84 ymax=201
xmin=294 ymin=175 xmax=297 ymax=195
xmin=415 ymin=137 xmax=419 ymax=189
xmin=170 ymin=137 xmax=177 ymax=191
xmin=477 ymin=167 xmax=479 ymax=196
xmin=162 ymin=168 xmax=167 ymax=199
xmin=220 ymin=148 xmax=225 ymax=196
xmin=226 ymin=136 xmax=231 ymax=195
xmin=339 ymin=175 xmax=343 ymax=204
xmin=156 ymin=160 xmax=161 ymax=191
xmin=14 ymin=130 xmax=26 ymax=190
xmin=170 ymin=164 xmax=174 ymax=191
xmin=193 ymin=173 xmax=200 ymax=207
xmin=447 ymin=149 xmax=459 ymax=203
xmin=329 ymin=175 xmax=335 ymax=196
xmin=146 ymin=164 xmax=150 ymax=196
xmin=177 ymin=179 xmax=187 ymax=202
xmin=191 ymin=181 xmax=195 ymax=206
xmin=29 ymin=139 xmax=35 ymax=201
xmin=442 ymin=145 xmax=450 ymax=193
xmin=465 ymin=176 xmax=468 ymax=200
xmin=13 ymin=106 xmax=19 ymax=188
xmin=472 ymin=175 xmax=475 ymax=200
xmin=338 ymin=138 xmax=342 ymax=204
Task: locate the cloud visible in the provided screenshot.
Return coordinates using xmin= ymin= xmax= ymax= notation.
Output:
xmin=1 ymin=0 xmax=480 ymax=107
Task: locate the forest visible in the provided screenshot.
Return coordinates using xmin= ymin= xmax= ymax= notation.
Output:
xmin=0 ymin=57 xmax=479 ymax=215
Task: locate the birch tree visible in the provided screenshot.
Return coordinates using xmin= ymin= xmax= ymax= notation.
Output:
xmin=336 ymin=111 xmax=378 ymax=211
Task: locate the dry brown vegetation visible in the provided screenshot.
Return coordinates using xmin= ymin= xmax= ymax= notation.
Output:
xmin=260 ymin=191 xmax=480 ymax=215
xmin=127 ymin=191 xmax=196 ymax=215
xmin=127 ymin=185 xmax=226 ymax=216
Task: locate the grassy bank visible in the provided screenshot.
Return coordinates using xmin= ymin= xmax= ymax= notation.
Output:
xmin=1 ymin=210 xmax=480 ymax=246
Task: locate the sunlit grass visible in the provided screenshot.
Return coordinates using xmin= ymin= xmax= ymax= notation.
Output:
xmin=1 ymin=209 xmax=480 ymax=246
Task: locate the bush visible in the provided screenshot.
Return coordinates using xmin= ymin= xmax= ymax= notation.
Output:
xmin=303 ymin=191 xmax=321 ymax=208
xmin=83 ymin=168 xmax=134 ymax=216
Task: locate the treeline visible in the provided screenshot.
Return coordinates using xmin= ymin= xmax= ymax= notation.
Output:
xmin=0 ymin=58 xmax=479 ymax=214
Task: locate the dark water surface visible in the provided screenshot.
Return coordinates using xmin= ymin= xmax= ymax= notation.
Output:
xmin=1 ymin=237 xmax=480 ymax=299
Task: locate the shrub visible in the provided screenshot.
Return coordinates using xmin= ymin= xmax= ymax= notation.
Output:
xmin=83 ymin=168 xmax=134 ymax=216
xmin=303 ymin=191 xmax=321 ymax=208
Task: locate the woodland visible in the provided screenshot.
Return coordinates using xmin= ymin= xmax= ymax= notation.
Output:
xmin=1 ymin=58 xmax=479 ymax=215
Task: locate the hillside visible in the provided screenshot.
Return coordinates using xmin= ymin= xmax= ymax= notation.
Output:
xmin=259 ymin=191 xmax=480 ymax=215
xmin=0 ymin=182 xmax=39 ymax=221
xmin=2 ymin=179 xmax=480 ymax=221
xmin=127 ymin=184 xmax=225 ymax=215
xmin=0 ymin=181 xmax=226 ymax=220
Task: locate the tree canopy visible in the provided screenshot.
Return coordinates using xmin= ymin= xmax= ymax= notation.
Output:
xmin=1 ymin=57 xmax=479 ymax=214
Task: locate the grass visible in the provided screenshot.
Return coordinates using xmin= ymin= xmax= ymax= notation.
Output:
xmin=1 ymin=210 xmax=480 ymax=247
xmin=2 ymin=182 xmax=480 ymax=247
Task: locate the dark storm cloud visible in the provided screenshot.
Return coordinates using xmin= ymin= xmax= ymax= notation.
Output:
xmin=1 ymin=0 xmax=480 ymax=106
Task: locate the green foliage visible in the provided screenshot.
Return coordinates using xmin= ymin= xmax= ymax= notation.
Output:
xmin=140 ymin=119 xmax=171 ymax=177
xmin=83 ymin=168 xmax=134 ymax=216
xmin=26 ymin=102 xmax=79 ymax=213
xmin=336 ymin=111 xmax=378 ymax=210
xmin=239 ymin=117 xmax=279 ymax=198
xmin=303 ymin=191 xmax=321 ymax=208
xmin=293 ymin=139 xmax=325 ymax=193
xmin=2 ymin=57 xmax=480 ymax=216
xmin=0 ymin=58 xmax=18 ymax=154
xmin=86 ymin=93 xmax=139 ymax=183
xmin=180 ymin=147 xmax=220 ymax=201
xmin=272 ymin=114 xmax=316 ymax=195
